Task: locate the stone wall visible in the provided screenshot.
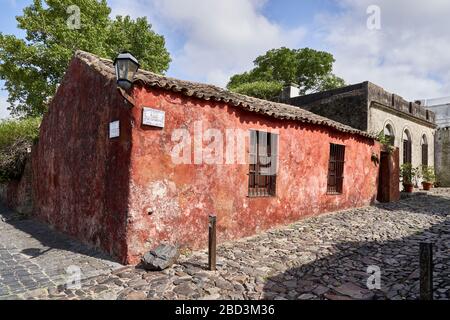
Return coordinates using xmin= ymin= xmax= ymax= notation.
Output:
xmin=367 ymin=82 xmax=436 ymax=124
xmin=288 ymin=83 xmax=369 ymax=131
xmin=435 ymin=127 xmax=450 ymax=187
xmin=288 ymin=82 xmax=436 ymax=133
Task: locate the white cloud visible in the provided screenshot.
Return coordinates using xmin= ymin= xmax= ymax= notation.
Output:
xmin=318 ymin=0 xmax=450 ymax=100
xmin=109 ymin=0 xmax=306 ymax=87
xmin=0 ymin=95 xmax=11 ymax=120
xmin=108 ymin=0 xmax=450 ymax=100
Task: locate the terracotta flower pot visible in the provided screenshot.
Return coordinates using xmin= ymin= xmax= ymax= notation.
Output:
xmin=403 ymin=183 xmax=414 ymax=193
xmin=422 ymin=182 xmax=433 ymax=191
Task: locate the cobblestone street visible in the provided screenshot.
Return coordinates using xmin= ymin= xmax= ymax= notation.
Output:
xmin=1 ymin=189 xmax=449 ymax=300
xmin=0 ymin=204 xmax=122 ymax=299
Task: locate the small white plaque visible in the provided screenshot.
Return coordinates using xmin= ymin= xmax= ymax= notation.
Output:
xmin=143 ymin=107 xmax=165 ymax=128
xmin=109 ymin=120 xmax=120 ymax=138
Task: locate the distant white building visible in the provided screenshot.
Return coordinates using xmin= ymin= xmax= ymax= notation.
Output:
xmin=420 ymin=96 xmax=450 ymax=186
xmin=420 ymin=96 xmax=450 ymax=128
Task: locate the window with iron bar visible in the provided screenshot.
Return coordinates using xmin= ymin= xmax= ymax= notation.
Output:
xmin=403 ymin=139 xmax=412 ymax=164
xmin=327 ymin=143 xmax=345 ymax=194
xmin=422 ymin=143 xmax=428 ymax=166
xmin=248 ymin=130 xmax=278 ymax=197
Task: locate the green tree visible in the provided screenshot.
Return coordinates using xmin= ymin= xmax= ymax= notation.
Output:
xmin=231 ymin=81 xmax=283 ymax=101
xmin=0 ymin=0 xmax=171 ymax=117
xmin=227 ymin=47 xmax=345 ymax=100
xmin=319 ymin=74 xmax=346 ymax=91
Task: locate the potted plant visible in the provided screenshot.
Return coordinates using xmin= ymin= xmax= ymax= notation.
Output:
xmin=377 ymin=131 xmax=395 ymax=154
xmin=400 ymin=163 xmax=415 ymax=193
xmin=421 ymin=165 xmax=435 ymax=191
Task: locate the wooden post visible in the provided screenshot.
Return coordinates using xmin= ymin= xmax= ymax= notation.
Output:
xmin=208 ymin=214 xmax=217 ymax=271
xmin=420 ymin=242 xmax=433 ymax=300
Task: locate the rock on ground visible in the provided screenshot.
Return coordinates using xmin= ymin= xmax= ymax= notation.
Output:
xmin=141 ymin=244 xmax=180 ymax=271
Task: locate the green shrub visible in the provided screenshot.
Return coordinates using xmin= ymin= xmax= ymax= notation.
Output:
xmin=377 ymin=130 xmax=395 ymax=153
xmin=0 ymin=117 xmax=41 ymax=182
xmin=400 ymin=163 xmax=414 ymax=185
xmin=421 ymin=165 xmax=436 ymax=183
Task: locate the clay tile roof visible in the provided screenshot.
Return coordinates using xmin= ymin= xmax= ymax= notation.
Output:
xmin=75 ymin=50 xmax=376 ymax=140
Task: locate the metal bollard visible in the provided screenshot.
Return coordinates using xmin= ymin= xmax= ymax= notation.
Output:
xmin=208 ymin=214 xmax=217 ymax=271
xmin=419 ymin=242 xmax=433 ymax=300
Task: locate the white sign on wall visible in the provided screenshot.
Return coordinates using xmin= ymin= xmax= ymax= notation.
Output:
xmin=109 ymin=120 xmax=120 ymax=138
xmin=142 ymin=107 xmax=165 ymax=128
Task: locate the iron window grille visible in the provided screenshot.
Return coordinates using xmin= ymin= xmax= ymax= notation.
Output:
xmin=327 ymin=143 xmax=345 ymax=194
xmin=248 ymin=130 xmax=278 ymax=197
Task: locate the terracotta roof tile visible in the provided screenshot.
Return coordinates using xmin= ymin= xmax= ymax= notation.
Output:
xmin=75 ymin=50 xmax=376 ymax=140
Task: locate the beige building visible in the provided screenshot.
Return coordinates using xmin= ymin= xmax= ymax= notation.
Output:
xmin=284 ymin=81 xmax=437 ymax=179
xmin=369 ymin=102 xmax=435 ymax=169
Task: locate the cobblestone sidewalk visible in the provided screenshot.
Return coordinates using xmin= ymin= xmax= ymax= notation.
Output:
xmin=1 ymin=189 xmax=449 ymax=300
xmin=0 ymin=204 xmax=122 ymax=299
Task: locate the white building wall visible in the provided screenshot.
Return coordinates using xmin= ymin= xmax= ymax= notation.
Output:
xmin=424 ymin=104 xmax=450 ymax=128
xmin=369 ymin=107 xmax=435 ymax=169
xmin=421 ymin=97 xmax=450 ymax=128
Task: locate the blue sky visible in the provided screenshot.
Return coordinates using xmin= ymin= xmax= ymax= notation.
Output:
xmin=2 ymin=0 xmax=450 ymax=119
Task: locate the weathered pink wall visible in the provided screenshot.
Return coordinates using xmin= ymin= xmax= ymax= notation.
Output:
xmin=21 ymin=56 xmax=380 ymax=265
xmin=31 ymin=58 xmax=132 ymax=262
xmin=125 ymin=86 xmax=381 ymax=264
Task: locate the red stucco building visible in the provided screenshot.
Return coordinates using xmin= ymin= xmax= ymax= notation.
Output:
xmin=19 ymin=51 xmax=383 ymax=264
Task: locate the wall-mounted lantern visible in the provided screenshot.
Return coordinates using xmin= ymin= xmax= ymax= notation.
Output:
xmin=114 ymin=52 xmax=140 ymax=90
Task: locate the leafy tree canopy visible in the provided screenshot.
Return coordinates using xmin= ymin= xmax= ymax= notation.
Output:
xmin=227 ymin=47 xmax=345 ymax=100
xmin=231 ymin=81 xmax=283 ymax=101
xmin=0 ymin=0 xmax=171 ymax=117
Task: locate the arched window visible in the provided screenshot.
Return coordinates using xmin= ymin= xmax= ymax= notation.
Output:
xmin=421 ymin=135 xmax=428 ymax=166
xmin=403 ymin=130 xmax=412 ymax=164
xmin=384 ymin=124 xmax=395 ymax=146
